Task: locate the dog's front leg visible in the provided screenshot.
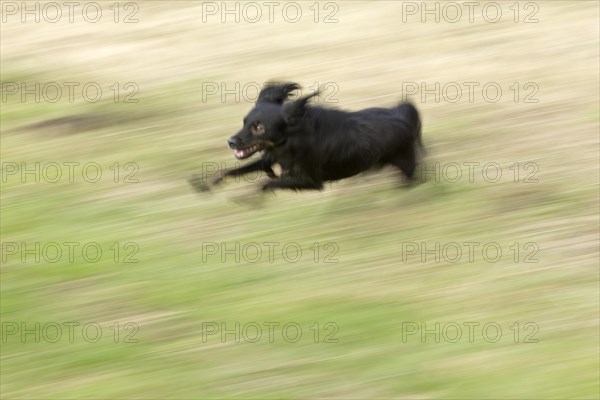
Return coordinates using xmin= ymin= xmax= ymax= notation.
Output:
xmin=189 ymin=159 xmax=273 ymax=192
xmin=213 ymin=159 xmax=274 ymax=186
xmin=262 ymin=177 xmax=323 ymax=192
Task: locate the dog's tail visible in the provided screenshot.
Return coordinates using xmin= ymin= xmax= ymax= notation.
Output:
xmin=396 ymin=102 xmax=426 ymax=156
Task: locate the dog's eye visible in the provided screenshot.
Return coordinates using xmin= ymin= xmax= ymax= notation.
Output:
xmin=251 ymin=122 xmax=265 ymax=135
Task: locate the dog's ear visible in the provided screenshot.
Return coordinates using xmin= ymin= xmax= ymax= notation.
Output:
xmin=282 ymin=91 xmax=320 ymax=125
xmin=256 ymin=82 xmax=300 ymax=105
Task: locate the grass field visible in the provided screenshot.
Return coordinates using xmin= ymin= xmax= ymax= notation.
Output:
xmin=1 ymin=1 xmax=599 ymax=398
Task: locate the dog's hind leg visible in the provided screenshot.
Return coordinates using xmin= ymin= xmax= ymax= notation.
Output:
xmin=391 ymin=147 xmax=417 ymax=184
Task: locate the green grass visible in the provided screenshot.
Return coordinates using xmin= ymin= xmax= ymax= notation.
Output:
xmin=1 ymin=1 xmax=599 ymax=398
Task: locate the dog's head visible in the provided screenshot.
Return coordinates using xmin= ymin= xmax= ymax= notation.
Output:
xmin=227 ymin=82 xmax=318 ymax=159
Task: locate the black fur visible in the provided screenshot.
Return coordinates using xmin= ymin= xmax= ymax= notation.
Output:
xmin=200 ymin=82 xmax=424 ymax=193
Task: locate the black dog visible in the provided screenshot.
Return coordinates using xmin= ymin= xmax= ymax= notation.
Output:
xmin=194 ymin=82 xmax=423 ymax=193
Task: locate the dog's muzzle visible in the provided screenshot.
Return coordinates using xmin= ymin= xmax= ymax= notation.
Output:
xmin=227 ymin=137 xmax=238 ymax=149
xmin=232 ymin=142 xmax=266 ymax=159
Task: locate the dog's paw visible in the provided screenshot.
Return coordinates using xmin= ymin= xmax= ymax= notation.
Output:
xmin=188 ymin=174 xmax=211 ymax=193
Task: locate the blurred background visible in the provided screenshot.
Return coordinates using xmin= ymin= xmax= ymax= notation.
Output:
xmin=1 ymin=1 xmax=599 ymax=398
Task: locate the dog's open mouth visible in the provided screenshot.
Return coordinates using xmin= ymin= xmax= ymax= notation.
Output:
xmin=234 ymin=142 xmax=265 ymax=159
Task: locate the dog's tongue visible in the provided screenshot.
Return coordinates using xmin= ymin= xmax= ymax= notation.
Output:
xmin=235 ymin=149 xmax=245 ymax=158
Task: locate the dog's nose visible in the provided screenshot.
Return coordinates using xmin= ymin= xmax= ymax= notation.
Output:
xmin=227 ymin=137 xmax=237 ymax=149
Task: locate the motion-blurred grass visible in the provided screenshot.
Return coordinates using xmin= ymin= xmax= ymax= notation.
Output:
xmin=1 ymin=1 xmax=599 ymax=398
